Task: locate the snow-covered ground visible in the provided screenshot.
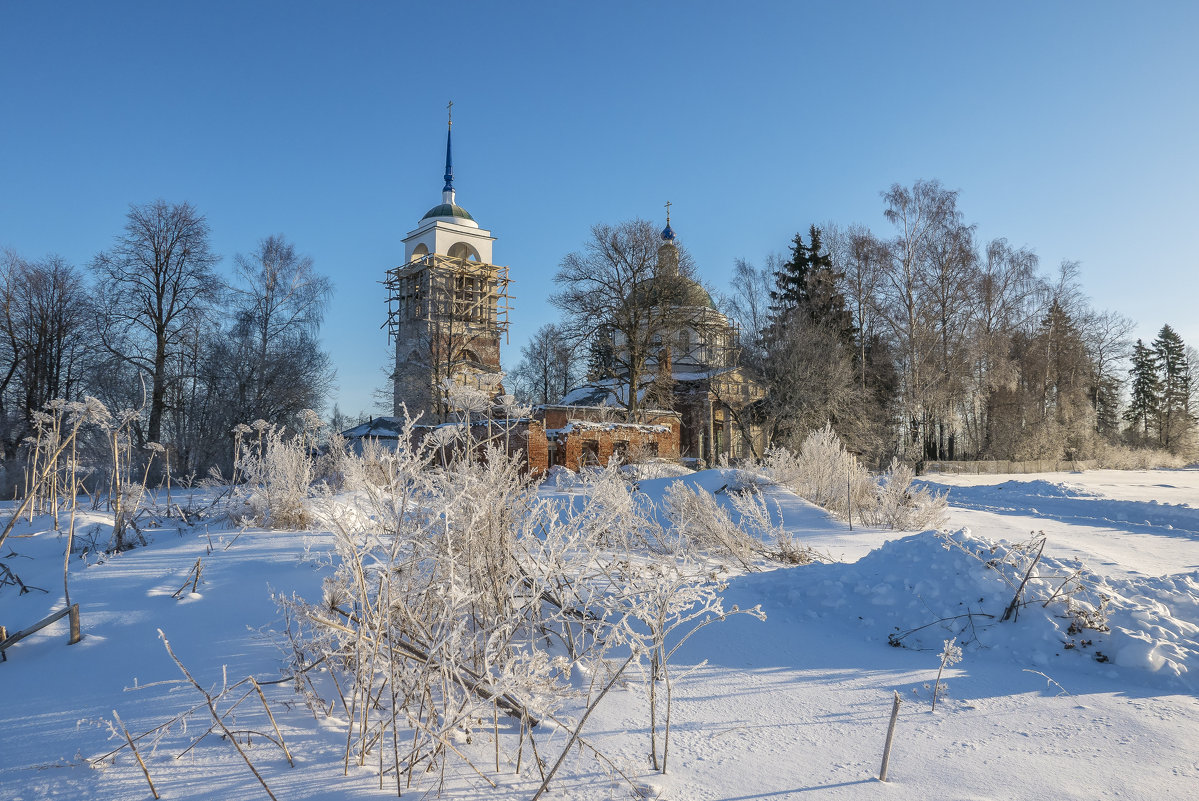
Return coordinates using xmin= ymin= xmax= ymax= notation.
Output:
xmin=2 ymin=469 xmax=1197 ymax=800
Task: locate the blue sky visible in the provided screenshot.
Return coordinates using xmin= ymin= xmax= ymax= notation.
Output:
xmin=3 ymin=2 xmax=1197 ymax=417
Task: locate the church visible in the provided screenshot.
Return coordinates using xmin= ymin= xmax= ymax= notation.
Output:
xmin=353 ymin=111 xmax=765 ymax=471
xmin=383 ymin=106 xmax=511 ymax=421
xmin=548 ymin=210 xmax=767 ymax=466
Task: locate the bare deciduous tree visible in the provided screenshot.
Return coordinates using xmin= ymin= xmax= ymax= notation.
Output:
xmin=92 ymin=200 xmax=220 ymax=445
xmin=0 ymin=252 xmax=93 ymax=448
xmin=552 ymin=219 xmax=709 ymax=419
xmin=509 ymin=322 xmax=578 ymax=406
xmin=228 ymin=235 xmax=334 ymax=425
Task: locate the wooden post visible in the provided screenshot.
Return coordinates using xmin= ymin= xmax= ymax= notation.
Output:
xmin=0 ymin=605 xmax=79 ymax=657
xmin=847 ymin=467 xmax=853 ymax=530
xmin=0 ymin=626 xmax=6 ymax=662
xmin=878 ymin=690 xmax=902 ymax=782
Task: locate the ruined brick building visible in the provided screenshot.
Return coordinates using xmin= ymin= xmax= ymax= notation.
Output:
xmin=555 ymin=212 xmax=767 ymax=465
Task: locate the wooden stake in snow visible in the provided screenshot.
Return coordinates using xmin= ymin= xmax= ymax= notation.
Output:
xmin=847 ymin=467 xmax=853 ymax=530
xmin=69 ymin=603 xmax=81 ymax=645
xmin=0 ymin=604 xmax=82 ymax=657
xmin=878 ymin=691 xmax=902 ymax=782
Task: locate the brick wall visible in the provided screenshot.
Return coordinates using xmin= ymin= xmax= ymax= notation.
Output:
xmin=523 ymin=420 xmax=549 ymax=478
xmin=555 ymin=419 xmax=679 ymax=470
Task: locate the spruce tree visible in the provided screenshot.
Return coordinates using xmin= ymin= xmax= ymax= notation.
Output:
xmin=768 ymin=224 xmax=854 ymax=347
xmin=586 ymin=323 xmax=615 ymax=382
xmin=1124 ymin=338 xmax=1160 ymax=441
xmin=769 ymin=228 xmax=815 ymax=319
xmin=1153 ymin=324 xmax=1192 ymax=448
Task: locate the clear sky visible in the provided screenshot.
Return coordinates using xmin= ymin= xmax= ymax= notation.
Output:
xmin=3 ymin=2 xmax=1197 ymax=418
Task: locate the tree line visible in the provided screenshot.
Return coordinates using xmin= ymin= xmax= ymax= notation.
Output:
xmin=731 ymin=179 xmax=1197 ymax=463
xmin=511 ymin=179 xmax=1197 ymax=465
xmin=1 ymin=199 xmax=334 ymax=485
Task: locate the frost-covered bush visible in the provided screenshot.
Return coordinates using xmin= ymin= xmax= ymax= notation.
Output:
xmin=275 ymin=427 xmax=764 ymax=791
xmin=623 ymin=459 xmax=694 ymax=481
xmin=764 ymin=424 xmax=942 ymax=530
xmin=763 ymin=424 xmax=875 ymax=519
xmin=1090 ymin=442 xmax=1188 ymax=470
xmin=286 ymin=444 xmax=566 ymax=783
xmin=726 ymin=487 xmax=822 ymax=564
xmin=236 ymin=422 xmax=316 ymax=529
xmin=571 ymin=461 xmax=666 ymax=551
xmin=661 ymin=481 xmax=760 ymax=568
xmin=860 ymin=458 xmax=948 ymax=530
xmin=606 ymin=553 xmax=764 ymax=772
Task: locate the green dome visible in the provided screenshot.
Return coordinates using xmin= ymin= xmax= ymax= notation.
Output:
xmin=422 ymin=203 xmax=475 ymax=222
xmin=630 ymin=275 xmax=716 ymax=310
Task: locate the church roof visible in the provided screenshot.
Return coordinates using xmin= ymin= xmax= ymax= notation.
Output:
xmin=421 ymin=203 xmax=476 ymax=222
xmin=630 ymin=274 xmax=716 ymax=310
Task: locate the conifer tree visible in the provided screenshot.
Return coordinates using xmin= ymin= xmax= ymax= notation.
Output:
xmin=1153 ymin=324 xmax=1193 ymax=448
xmin=768 ymin=224 xmax=854 ymax=346
xmin=769 ymin=229 xmax=815 ymax=319
xmin=1124 ymin=338 xmax=1160 ymax=441
xmin=585 ymin=322 xmax=615 ymax=382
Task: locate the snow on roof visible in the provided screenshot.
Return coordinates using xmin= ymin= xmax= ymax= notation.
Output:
xmin=342 ymin=416 xmax=535 ymax=440
xmin=341 ymin=417 xmax=403 ymax=439
xmin=557 ymin=381 xmax=625 ymax=407
xmin=555 ymin=420 xmax=671 ymax=436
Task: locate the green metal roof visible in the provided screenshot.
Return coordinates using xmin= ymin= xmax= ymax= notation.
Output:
xmin=421 ymin=203 xmax=475 ymax=222
xmin=630 ymin=275 xmax=716 ymax=310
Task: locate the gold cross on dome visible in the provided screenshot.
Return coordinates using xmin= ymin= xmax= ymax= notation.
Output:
xmin=664 ymin=200 xmax=672 ymax=223
xmin=447 ymin=100 xmax=453 ymax=127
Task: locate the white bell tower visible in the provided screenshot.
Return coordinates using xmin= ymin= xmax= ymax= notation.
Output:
xmin=385 ymin=104 xmax=511 ymax=420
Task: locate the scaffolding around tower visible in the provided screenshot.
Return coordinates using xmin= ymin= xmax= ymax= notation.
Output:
xmin=384 ymin=253 xmax=512 ymax=345
xmin=384 ymin=252 xmax=513 ymax=418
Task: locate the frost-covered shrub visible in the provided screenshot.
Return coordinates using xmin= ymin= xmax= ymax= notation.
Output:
xmin=571 ymin=461 xmax=665 ymax=551
xmin=726 ymin=487 xmax=821 ymax=564
xmin=1090 ymin=442 xmax=1188 ymax=470
xmin=283 ymin=442 xmax=636 ymax=788
xmin=623 ymin=459 xmax=694 ymax=481
xmin=861 ymin=458 xmax=948 ymax=530
xmin=767 ymin=423 xmax=954 ymax=529
xmin=236 ymin=424 xmax=315 ymax=529
xmin=661 ymin=481 xmax=759 ymax=567
xmin=607 ymin=553 xmax=764 ymax=772
xmin=275 ymin=418 xmax=764 ymax=791
xmin=763 ymin=424 xmax=875 ymax=518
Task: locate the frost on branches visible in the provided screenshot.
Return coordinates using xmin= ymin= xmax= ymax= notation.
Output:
xmin=266 ymin=412 xmax=764 ymax=794
xmin=764 ymin=423 xmax=947 ymax=530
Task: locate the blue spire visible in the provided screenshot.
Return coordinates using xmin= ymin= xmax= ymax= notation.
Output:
xmin=442 ymin=101 xmax=454 ymax=192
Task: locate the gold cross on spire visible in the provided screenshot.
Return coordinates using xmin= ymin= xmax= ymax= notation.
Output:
xmin=664 ymin=199 xmax=672 ymax=223
xmin=447 ymin=100 xmax=453 ymax=128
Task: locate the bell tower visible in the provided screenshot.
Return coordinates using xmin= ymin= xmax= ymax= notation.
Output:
xmin=385 ymin=105 xmax=511 ymax=420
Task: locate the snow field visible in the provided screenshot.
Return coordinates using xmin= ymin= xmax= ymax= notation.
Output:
xmin=1 ymin=467 xmax=1197 ymax=800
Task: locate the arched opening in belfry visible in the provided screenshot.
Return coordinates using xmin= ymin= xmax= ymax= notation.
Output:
xmin=448 ymin=241 xmax=480 ymax=261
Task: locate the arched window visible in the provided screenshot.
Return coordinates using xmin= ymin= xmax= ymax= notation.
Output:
xmin=411 ymin=243 xmax=429 ymax=261
xmin=448 ymin=242 xmax=480 ymax=261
